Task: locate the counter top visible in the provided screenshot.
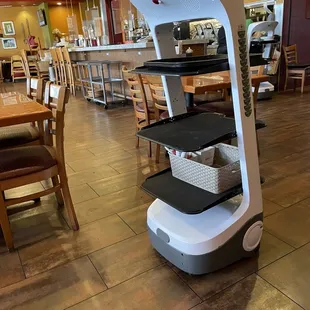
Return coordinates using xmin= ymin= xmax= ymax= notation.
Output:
xmin=69 ymin=42 xmax=155 ymax=52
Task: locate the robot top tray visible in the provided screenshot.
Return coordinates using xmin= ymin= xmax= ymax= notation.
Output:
xmin=133 ymin=54 xmax=266 ymax=77
xmin=137 ymin=112 xmax=265 ymax=152
xmin=142 ymin=168 xmax=243 ymax=215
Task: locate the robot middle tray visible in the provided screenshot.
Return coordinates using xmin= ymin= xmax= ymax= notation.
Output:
xmin=137 ymin=112 xmax=265 ymax=152
xmin=142 ymin=168 xmax=243 ymax=214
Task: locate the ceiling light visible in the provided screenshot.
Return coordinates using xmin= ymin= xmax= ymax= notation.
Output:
xmin=57 ymin=2 xmax=62 ymax=5
xmin=0 ymin=5 xmax=12 ymax=7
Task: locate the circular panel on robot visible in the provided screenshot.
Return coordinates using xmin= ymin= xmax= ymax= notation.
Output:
xmin=243 ymin=221 xmax=263 ymax=252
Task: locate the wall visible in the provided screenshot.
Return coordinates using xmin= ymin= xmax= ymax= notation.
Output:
xmin=49 ymin=4 xmax=83 ymax=35
xmin=282 ymin=0 xmax=310 ymax=63
xmin=38 ymin=2 xmax=53 ymax=48
xmin=0 ymin=6 xmax=45 ymax=59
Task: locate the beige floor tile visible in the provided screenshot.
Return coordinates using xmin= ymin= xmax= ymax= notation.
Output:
xmin=193 ymin=274 xmax=302 ymax=310
xmin=259 ymin=243 xmax=310 ymax=309
xmin=4 ymin=183 xmax=45 ymax=200
xmin=175 ymin=231 xmax=294 ymax=300
xmin=68 ymin=165 xmax=119 ymax=187
xmin=68 ymin=265 xmax=201 ymax=310
xmin=89 ymin=164 xmax=169 ymax=196
xmin=0 ymin=257 xmax=106 ymax=310
xmin=74 ymin=186 xmax=152 ymax=226
xmin=118 ymin=203 xmax=150 ymax=234
xmin=19 ymin=215 xmax=135 ymax=277
xmin=64 ymin=148 xmax=96 ymax=162
xmin=89 ymin=232 xmax=165 ymax=287
xmin=263 ymin=171 xmax=310 ymax=207
xmin=260 ymin=149 xmax=310 ymax=182
xmin=9 ymin=201 xmax=70 ymax=249
xmin=88 ymin=143 xmax=124 ymax=156
xmin=88 ymin=170 xmax=147 ymax=196
xmin=65 ymin=164 xmax=75 ymax=175
xmin=69 ymin=184 xmax=99 ymax=204
xmin=263 ymin=199 xmax=283 ymax=217
xmin=264 ymin=198 xmax=310 ymax=247
xmin=67 ymin=150 xmax=133 ymax=172
xmin=0 ymin=252 xmax=25 ymax=289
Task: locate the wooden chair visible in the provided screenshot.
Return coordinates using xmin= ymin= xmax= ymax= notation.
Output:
xmin=122 ymin=66 xmax=157 ymax=159
xmin=283 ymin=45 xmax=310 ymax=94
xmin=56 ymin=47 xmax=67 ymax=87
xmin=0 ymin=82 xmax=79 ymax=251
xmin=145 ymin=75 xmax=170 ymax=163
xmin=50 ymin=48 xmax=60 ymax=84
xmin=11 ymin=55 xmax=26 ymax=82
xmin=21 ymin=49 xmax=37 ymax=78
xmin=0 ymin=78 xmax=44 ymax=150
xmin=62 ymin=47 xmax=81 ymax=96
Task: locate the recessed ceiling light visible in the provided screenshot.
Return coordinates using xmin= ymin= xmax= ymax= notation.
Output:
xmin=0 ymin=5 xmax=12 ymax=7
xmin=57 ymin=2 xmax=62 ymax=5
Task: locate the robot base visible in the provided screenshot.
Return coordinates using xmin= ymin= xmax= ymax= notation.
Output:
xmin=148 ymin=213 xmax=263 ymax=275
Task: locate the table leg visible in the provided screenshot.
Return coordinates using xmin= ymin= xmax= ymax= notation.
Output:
xmin=185 ymin=92 xmax=194 ymax=108
xmin=37 ymin=120 xmax=45 ymax=144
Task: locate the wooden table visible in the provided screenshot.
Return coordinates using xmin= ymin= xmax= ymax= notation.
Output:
xmin=182 ymin=72 xmax=269 ymax=106
xmin=0 ymin=92 xmax=52 ymax=143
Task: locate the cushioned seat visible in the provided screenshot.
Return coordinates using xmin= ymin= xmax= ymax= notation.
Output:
xmin=0 ymin=125 xmax=40 ymax=149
xmin=136 ymin=103 xmax=155 ymax=114
xmin=0 ymin=145 xmax=57 ymax=181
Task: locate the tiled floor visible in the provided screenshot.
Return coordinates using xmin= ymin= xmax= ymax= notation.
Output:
xmin=0 ymin=82 xmax=310 ymax=309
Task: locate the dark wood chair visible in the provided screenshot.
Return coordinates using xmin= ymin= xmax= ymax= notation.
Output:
xmin=0 ymin=78 xmax=44 ymax=150
xmin=0 ymin=82 xmax=79 ymax=251
xmin=283 ymin=44 xmax=310 ymax=94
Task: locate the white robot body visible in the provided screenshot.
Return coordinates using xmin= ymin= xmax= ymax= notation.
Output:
xmin=130 ymin=0 xmax=264 ymax=274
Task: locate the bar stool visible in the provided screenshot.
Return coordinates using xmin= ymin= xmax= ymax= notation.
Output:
xmin=62 ymin=47 xmax=81 ymax=96
xmin=50 ymin=48 xmax=61 ymax=85
xmin=55 ymin=48 xmax=67 ymax=86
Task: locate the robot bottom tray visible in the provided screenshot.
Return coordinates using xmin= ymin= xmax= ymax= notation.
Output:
xmin=142 ymin=168 xmax=244 ymax=214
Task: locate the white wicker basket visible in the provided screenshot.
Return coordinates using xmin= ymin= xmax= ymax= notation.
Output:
xmin=169 ymin=143 xmax=241 ymax=194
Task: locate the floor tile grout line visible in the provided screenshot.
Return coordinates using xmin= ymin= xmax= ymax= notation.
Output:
xmin=18 ymin=233 xmax=137 ymax=280
xmin=74 ymin=199 xmax=152 ymax=228
xmin=168 ymin=265 xmax=203 ymax=304
xmin=16 ymin=250 xmax=27 ymax=280
xmin=86 ymin=255 xmax=109 ymax=288
xmin=262 ymin=229 xmax=298 ymax=249
xmin=116 ymin=213 xmax=137 ymax=235
xmin=63 ymin=263 xmax=168 ymax=309
xmin=255 ymin=274 xmax=306 ymax=310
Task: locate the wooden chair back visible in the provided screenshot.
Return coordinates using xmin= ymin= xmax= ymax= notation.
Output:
xmin=56 ymin=47 xmax=67 ymax=86
xmin=122 ymin=66 xmax=150 ymax=123
xmin=50 ymin=48 xmax=60 ymax=84
xmin=62 ymin=47 xmax=78 ymax=95
xmin=145 ymin=75 xmax=168 ymax=115
xmin=21 ymin=49 xmax=31 ymax=77
xmin=44 ymin=82 xmax=70 ymax=159
xmin=283 ymin=45 xmax=298 ymax=65
xmin=62 ymin=47 xmax=71 ymax=64
xmin=26 ymin=77 xmax=44 ymax=104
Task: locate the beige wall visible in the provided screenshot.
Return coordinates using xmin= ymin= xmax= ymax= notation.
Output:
xmin=0 ymin=6 xmax=45 ymax=59
xmin=49 ymin=4 xmax=83 ymax=35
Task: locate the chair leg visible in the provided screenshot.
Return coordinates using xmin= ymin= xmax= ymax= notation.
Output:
xmin=155 ymin=144 xmax=161 ymax=164
xmin=52 ymin=176 xmax=64 ymax=207
xmin=148 ymin=141 xmax=152 ymax=158
xmin=0 ymin=192 xmax=13 ymax=251
xmin=58 ymin=168 xmax=79 ymax=231
xmin=301 ymin=73 xmax=306 ymax=94
xmin=284 ymin=72 xmax=288 ymax=91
